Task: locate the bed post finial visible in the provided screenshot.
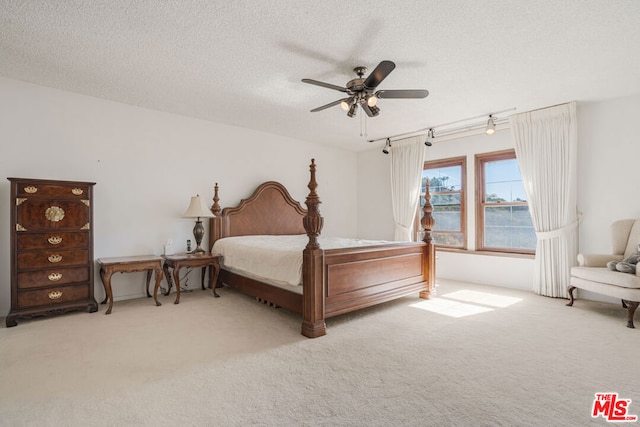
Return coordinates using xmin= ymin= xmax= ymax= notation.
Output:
xmin=302 ymin=158 xmax=326 ymax=338
xmin=421 ymin=180 xmax=434 ymax=245
xmin=211 ymin=183 xmax=221 ymax=216
xmin=420 ymin=179 xmax=436 ymax=299
xmin=303 ymin=159 xmax=323 ymax=249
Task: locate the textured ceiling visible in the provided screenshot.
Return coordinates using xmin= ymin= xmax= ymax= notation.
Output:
xmin=1 ymin=1 xmax=640 ymax=151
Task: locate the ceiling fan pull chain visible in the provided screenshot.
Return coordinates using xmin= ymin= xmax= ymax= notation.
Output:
xmin=360 ymin=111 xmax=368 ymax=137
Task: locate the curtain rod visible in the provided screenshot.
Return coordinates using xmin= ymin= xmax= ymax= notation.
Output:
xmin=367 ymin=107 xmax=516 ymax=143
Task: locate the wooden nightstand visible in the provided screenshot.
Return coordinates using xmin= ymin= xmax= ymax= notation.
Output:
xmin=97 ymin=255 xmax=164 ymax=314
xmin=159 ymin=253 xmax=221 ymax=305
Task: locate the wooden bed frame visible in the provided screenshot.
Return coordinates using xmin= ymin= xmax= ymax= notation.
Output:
xmin=209 ymin=159 xmax=436 ymax=338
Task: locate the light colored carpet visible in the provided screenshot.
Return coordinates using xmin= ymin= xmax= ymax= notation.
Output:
xmin=0 ymin=279 xmax=638 ymax=426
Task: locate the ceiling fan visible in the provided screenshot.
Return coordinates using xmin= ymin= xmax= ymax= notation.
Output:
xmin=302 ymin=60 xmax=429 ymax=118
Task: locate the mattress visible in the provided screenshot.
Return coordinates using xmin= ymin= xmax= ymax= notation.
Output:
xmin=212 ymin=234 xmax=389 ymax=289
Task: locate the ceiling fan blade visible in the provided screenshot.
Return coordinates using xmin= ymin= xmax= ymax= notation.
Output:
xmin=302 ymin=78 xmax=348 ymax=93
xmin=363 ymin=60 xmax=396 ymax=90
xmin=375 ymin=89 xmax=429 ymax=99
xmin=310 ymin=98 xmax=349 ymax=112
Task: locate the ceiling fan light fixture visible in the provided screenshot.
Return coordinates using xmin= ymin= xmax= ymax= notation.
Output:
xmin=340 ymin=100 xmax=350 ymax=111
xmin=347 ymin=103 xmax=358 ymax=118
xmin=367 ymin=95 xmax=377 ymax=107
xmin=369 ymin=105 xmax=380 ymax=116
xmin=486 ymin=115 xmax=496 ymax=135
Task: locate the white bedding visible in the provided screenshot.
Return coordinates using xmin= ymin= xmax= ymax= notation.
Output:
xmin=212 ymin=234 xmax=389 ymax=288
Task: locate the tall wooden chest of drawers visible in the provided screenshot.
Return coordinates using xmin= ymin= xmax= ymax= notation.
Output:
xmin=6 ymin=178 xmax=98 ymax=327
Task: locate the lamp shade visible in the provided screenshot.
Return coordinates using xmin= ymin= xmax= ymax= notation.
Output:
xmin=182 ymin=195 xmax=215 ymax=218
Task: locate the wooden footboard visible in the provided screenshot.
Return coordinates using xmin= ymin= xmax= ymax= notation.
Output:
xmin=210 ymin=158 xmax=435 ymax=339
xmin=323 ymin=243 xmax=429 ymax=317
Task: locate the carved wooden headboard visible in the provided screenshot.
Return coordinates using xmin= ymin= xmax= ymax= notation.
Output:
xmin=209 ymin=181 xmax=307 ymax=248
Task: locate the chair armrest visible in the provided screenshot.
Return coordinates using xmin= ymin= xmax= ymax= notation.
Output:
xmin=577 ymin=253 xmax=622 ymax=267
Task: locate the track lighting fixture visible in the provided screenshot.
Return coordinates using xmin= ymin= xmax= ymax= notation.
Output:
xmin=485 ymin=115 xmax=496 ymax=135
xmin=382 ymin=138 xmax=391 ymax=154
xmin=347 ymin=103 xmax=358 ymax=118
xmin=425 ymin=128 xmax=434 ymax=146
xmin=370 ymin=108 xmax=515 ymax=148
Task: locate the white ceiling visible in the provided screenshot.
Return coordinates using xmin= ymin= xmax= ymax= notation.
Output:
xmin=2 ymin=1 xmax=640 ymax=151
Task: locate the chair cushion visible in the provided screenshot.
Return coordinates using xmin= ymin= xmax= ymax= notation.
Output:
xmin=571 ymin=266 xmax=640 ymax=289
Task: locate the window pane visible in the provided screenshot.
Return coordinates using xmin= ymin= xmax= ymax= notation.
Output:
xmin=484 ymin=159 xmax=527 ymax=202
xmin=421 ymin=157 xmax=465 ymax=248
xmin=484 ymin=205 xmax=536 ymax=250
xmin=431 ymin=205 xmax=460 ymax=232
xmin=423 ymin=166 xmax=462 ymax=192
xmin=431 ymin=193 xmax=460 ymax=206
xmin=432 ymin=232 xmax=464 ymax=247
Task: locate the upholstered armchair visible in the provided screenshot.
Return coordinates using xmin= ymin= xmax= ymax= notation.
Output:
xmin=568 ymin=219 xmax=640 ymax=328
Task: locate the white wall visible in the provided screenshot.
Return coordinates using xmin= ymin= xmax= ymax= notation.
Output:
xmin=576 ymin=95 xmax=640 ymax=251
xmin=0 ymin=77 xmax=358 ymax=316
xmin=357 ymin=93 xmax=640 ymax=295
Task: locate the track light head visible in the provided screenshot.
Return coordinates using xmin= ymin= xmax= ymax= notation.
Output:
xmin=425 ymin=128 xmax=434 ymax=146
xmin=485 ymin=115 xmax=496 ymax=135
xmin=382 ymin=138 xmax=391 ymax=154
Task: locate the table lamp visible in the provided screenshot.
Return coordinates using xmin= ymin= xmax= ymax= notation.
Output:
xmin=182 ymin=194 xmax=215 ymax=254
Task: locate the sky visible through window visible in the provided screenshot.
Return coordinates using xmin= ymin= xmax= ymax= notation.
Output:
xmin=423 ymin=159 xmax=525 ymax=201
xmin=485 ymin=159 xmax=526 ymax=202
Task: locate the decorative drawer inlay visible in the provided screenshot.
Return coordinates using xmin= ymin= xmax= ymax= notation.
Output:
xmin=45 ymin=206 xmax=65 ymax=222
xmin=72 ymin=188 xmax=84 ymax=196
xmin=16 ymin=224 xmax=27 ymax=232
xmin=24 ymin=185 xmax=37 ymax=194
xmin=16 ymin=198 xmax=26 ymax=206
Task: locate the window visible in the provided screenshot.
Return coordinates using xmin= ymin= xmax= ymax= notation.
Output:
xmin=419 ymin=157 xmax=466 ymax=248
xmin=475 ymin=150 xmax=535 ymax=254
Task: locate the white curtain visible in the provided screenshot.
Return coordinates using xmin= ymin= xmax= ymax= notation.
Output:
xmin=390 ymin=136 xmax=426 ymax=241
xmin=510 ymin=102 xmax=579 ymax=297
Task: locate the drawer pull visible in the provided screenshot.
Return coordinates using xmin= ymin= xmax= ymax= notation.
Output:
xmin=24 ymin=185 xmax=38 ymax=194
xmin=45 ymin=206 xmax=65 ymax=222
xmin=48 ymin=254 xmax=63 ymax=263
xmin=72 ymin=188 xmax=84 ymax=195
xmin=48 ymin=290 xmax=63 ymax=300
xmin=48 ymin=273 xmax=63 ymax=281
xmin=48 ymin=236 xmax=63 ymax=245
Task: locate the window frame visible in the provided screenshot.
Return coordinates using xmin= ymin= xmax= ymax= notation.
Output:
xmin=475 ymin=149 xmax=535 ymax=255
xmin=418 ymin=156 xmax=467 ymax=250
